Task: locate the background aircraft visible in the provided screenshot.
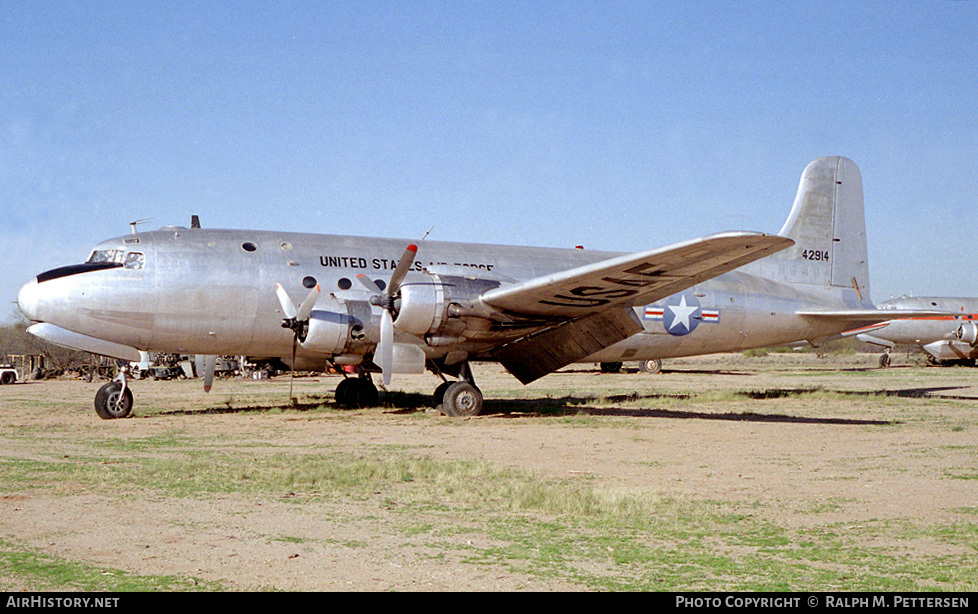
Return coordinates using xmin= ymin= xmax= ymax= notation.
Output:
xmin=17 ymin=156 xmax=939 ymax=419
xmin=847 ymin=296 xmax=978 ymax=367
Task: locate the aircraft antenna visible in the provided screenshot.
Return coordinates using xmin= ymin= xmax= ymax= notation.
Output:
xmin=128 ymin=218 xmax=155 ymax=235
xmin=420 ymin=225 xmax=434 ymax=241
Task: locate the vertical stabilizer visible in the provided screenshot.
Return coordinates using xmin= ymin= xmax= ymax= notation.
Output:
xmin=774 ymin=156 xmax=871 ymax=305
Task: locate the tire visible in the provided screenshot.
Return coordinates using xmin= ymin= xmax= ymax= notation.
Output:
xmin=336 ymin=378 xmax=378 ymax=408
xmin=94 ymin=382 xmax=133 ymax=420
xmin=441 ymin=382 xmax=483 ymax=417
xmin=334 ymin=378 xmax=354 ymax=406
xmin=0 ymin=371 xmax=15 ymax=385
xmin=639 ymin=359 xmax=663 ymax=374
xmin=348 ymin=379 xmax=379 ymax=408
xmin=432 ymin=381 xmax=452 ymax=408
xmin=878 ymin=354 xmax=891 ymax=369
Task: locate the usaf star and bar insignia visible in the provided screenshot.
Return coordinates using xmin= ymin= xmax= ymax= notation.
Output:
xmin=644 ymin=294 xmax=720 ymax=336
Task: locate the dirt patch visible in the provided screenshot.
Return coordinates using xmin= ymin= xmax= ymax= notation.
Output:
xmin=1 ymin=353 xmax=976 ymax=590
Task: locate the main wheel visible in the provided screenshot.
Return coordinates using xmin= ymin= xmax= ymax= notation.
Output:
xmin=335 ymin=378 xmax=379 ymax=408
xmin=348 ymin=379 xmax=379 ymax=408
xmin=432 ymin=381 xmax=452 ymax=408
xmin=334 ymin=378 xmax=355 ymax=406
xmin=94 ymin=381 xmax=133 ymax=420
xmin=878 ymin=353 xmax=891 ymax=369
xmin=639 ymin=359 xmax=663 ymax=374
xmin=441 ymin=381 xmax=483 ymax=417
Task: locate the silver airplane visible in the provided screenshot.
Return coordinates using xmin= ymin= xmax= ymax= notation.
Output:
xmin=847 ymin=296 xmax=978 ymax=367
xmin=16 ymin=156 xmax=937 ymax=419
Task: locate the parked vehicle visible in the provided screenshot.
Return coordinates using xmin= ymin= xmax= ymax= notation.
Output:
xmin=0 ymin=364 xmax=18 ymax=385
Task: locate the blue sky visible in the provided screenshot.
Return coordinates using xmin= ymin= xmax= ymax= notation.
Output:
xmin=3 ymin=1 xmax=978 ymax=320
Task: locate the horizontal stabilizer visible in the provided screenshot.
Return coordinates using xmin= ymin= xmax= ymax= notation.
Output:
xmin=795 ymin=309 xmax=961 ymax=324
xmin=797 ymin=309 xmax=954 ymax=325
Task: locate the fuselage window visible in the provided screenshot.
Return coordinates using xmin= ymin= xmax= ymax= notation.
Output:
xmin=242 ymin=242 xmax=258 ymax=252
xmin=124 ymin=252 xmax=145 ymax=269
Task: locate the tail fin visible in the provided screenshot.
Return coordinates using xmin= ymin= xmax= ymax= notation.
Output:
xmin=772 ymin=156 xmax=872 ymax=306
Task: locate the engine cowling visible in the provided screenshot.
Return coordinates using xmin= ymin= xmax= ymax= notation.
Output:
xmin=956 ymin=321 xmax=978 ymax=346
xmin=303 ymin=311 xmax=355 ymax=354
xmin=394 ymin=282 xmax=447 ymax=336
xmin=300 ymin=297 xmax=361 ymax=355
xmin=393 ymin=273 xmax=502 ymax=337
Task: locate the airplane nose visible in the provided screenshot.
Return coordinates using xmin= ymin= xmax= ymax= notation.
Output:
xmin=17 ymin=277 xmax=40 ymax=321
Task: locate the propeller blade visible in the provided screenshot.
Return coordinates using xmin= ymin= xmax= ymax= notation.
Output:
xmin=387 ymin=244 xmax=418 ymax=297
xmin=275 ymin=284 xmax=297 ymax=319
xmin=355 ymin=273 xmax=384 ymax=294
xmin=379 ymin=309 xmax=394 ymax=386
xmin=295 ymin=284 xmax=321 ymax=321
xmin=202 ymin=355 xmax=217 ymax=393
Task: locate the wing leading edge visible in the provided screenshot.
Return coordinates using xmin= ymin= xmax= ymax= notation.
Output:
xmin=481 ymin=232 xmax=794 ymax=383
xmin=481 ymin=232 xmax=794 ymax=318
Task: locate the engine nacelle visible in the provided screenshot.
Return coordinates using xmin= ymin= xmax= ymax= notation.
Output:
xmin=393 ymin=273 xmax=503 ymax=337
xmin=394 ymin=282 xmax=447 ymax=336
xmin=300 ymin=297 xmax=362 ymax=355
xmin=956 ymin=321 xmax=978 ymax=346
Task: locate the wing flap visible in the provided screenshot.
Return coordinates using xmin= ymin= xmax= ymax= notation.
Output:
xmin=481 ymin=232 xmax=794 ymax=319
xmin=492 ymin=307 xmax=643 ymax=384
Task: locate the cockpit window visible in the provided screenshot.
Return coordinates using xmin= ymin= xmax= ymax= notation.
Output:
xmin=87 ymin=249 xmax=125 ymax=264
xmin=124 ymin=252 xmax=145 ymax=269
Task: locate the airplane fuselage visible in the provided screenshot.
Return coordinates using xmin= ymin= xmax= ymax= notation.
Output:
xmin=18 ymin=225 xmax=862 ymax=370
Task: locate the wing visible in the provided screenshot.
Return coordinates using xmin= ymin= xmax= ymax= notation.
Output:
xmin=481 ymin=232 xmax=794 ymax=318
xmin=481 ymin=232 xmax=794 ymax=384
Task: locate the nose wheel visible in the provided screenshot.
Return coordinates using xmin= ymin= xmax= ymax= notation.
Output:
xmin=94 ymin=380 xmax=133 ymax=419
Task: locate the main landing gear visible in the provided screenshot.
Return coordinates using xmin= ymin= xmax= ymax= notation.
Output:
xmin=333 ymin=374 xmax=380 ymax=408
xmin=332 ymin=362 xmax=485 ymax=417
xmin=432 ymin=362 xmax=483 ymax=417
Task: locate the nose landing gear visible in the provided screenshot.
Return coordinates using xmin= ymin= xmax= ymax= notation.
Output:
xmin=94 ymin=372 xmax=133 ymax=419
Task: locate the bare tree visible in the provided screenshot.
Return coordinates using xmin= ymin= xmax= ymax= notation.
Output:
xmin=1 ymin=315 xmax=91 ymax=372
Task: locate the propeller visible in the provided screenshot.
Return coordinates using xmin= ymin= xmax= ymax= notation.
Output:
xmin=197 ymin=354 xmax=217 ymax=393
xmin=356 ymin=244 xmax=418 ymax=385
xmin=275 ymin=283 xmax=322 ymax=399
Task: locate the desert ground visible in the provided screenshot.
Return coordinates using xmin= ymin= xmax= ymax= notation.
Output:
xmin=1 ymin=351 xmax=976 ymax=592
